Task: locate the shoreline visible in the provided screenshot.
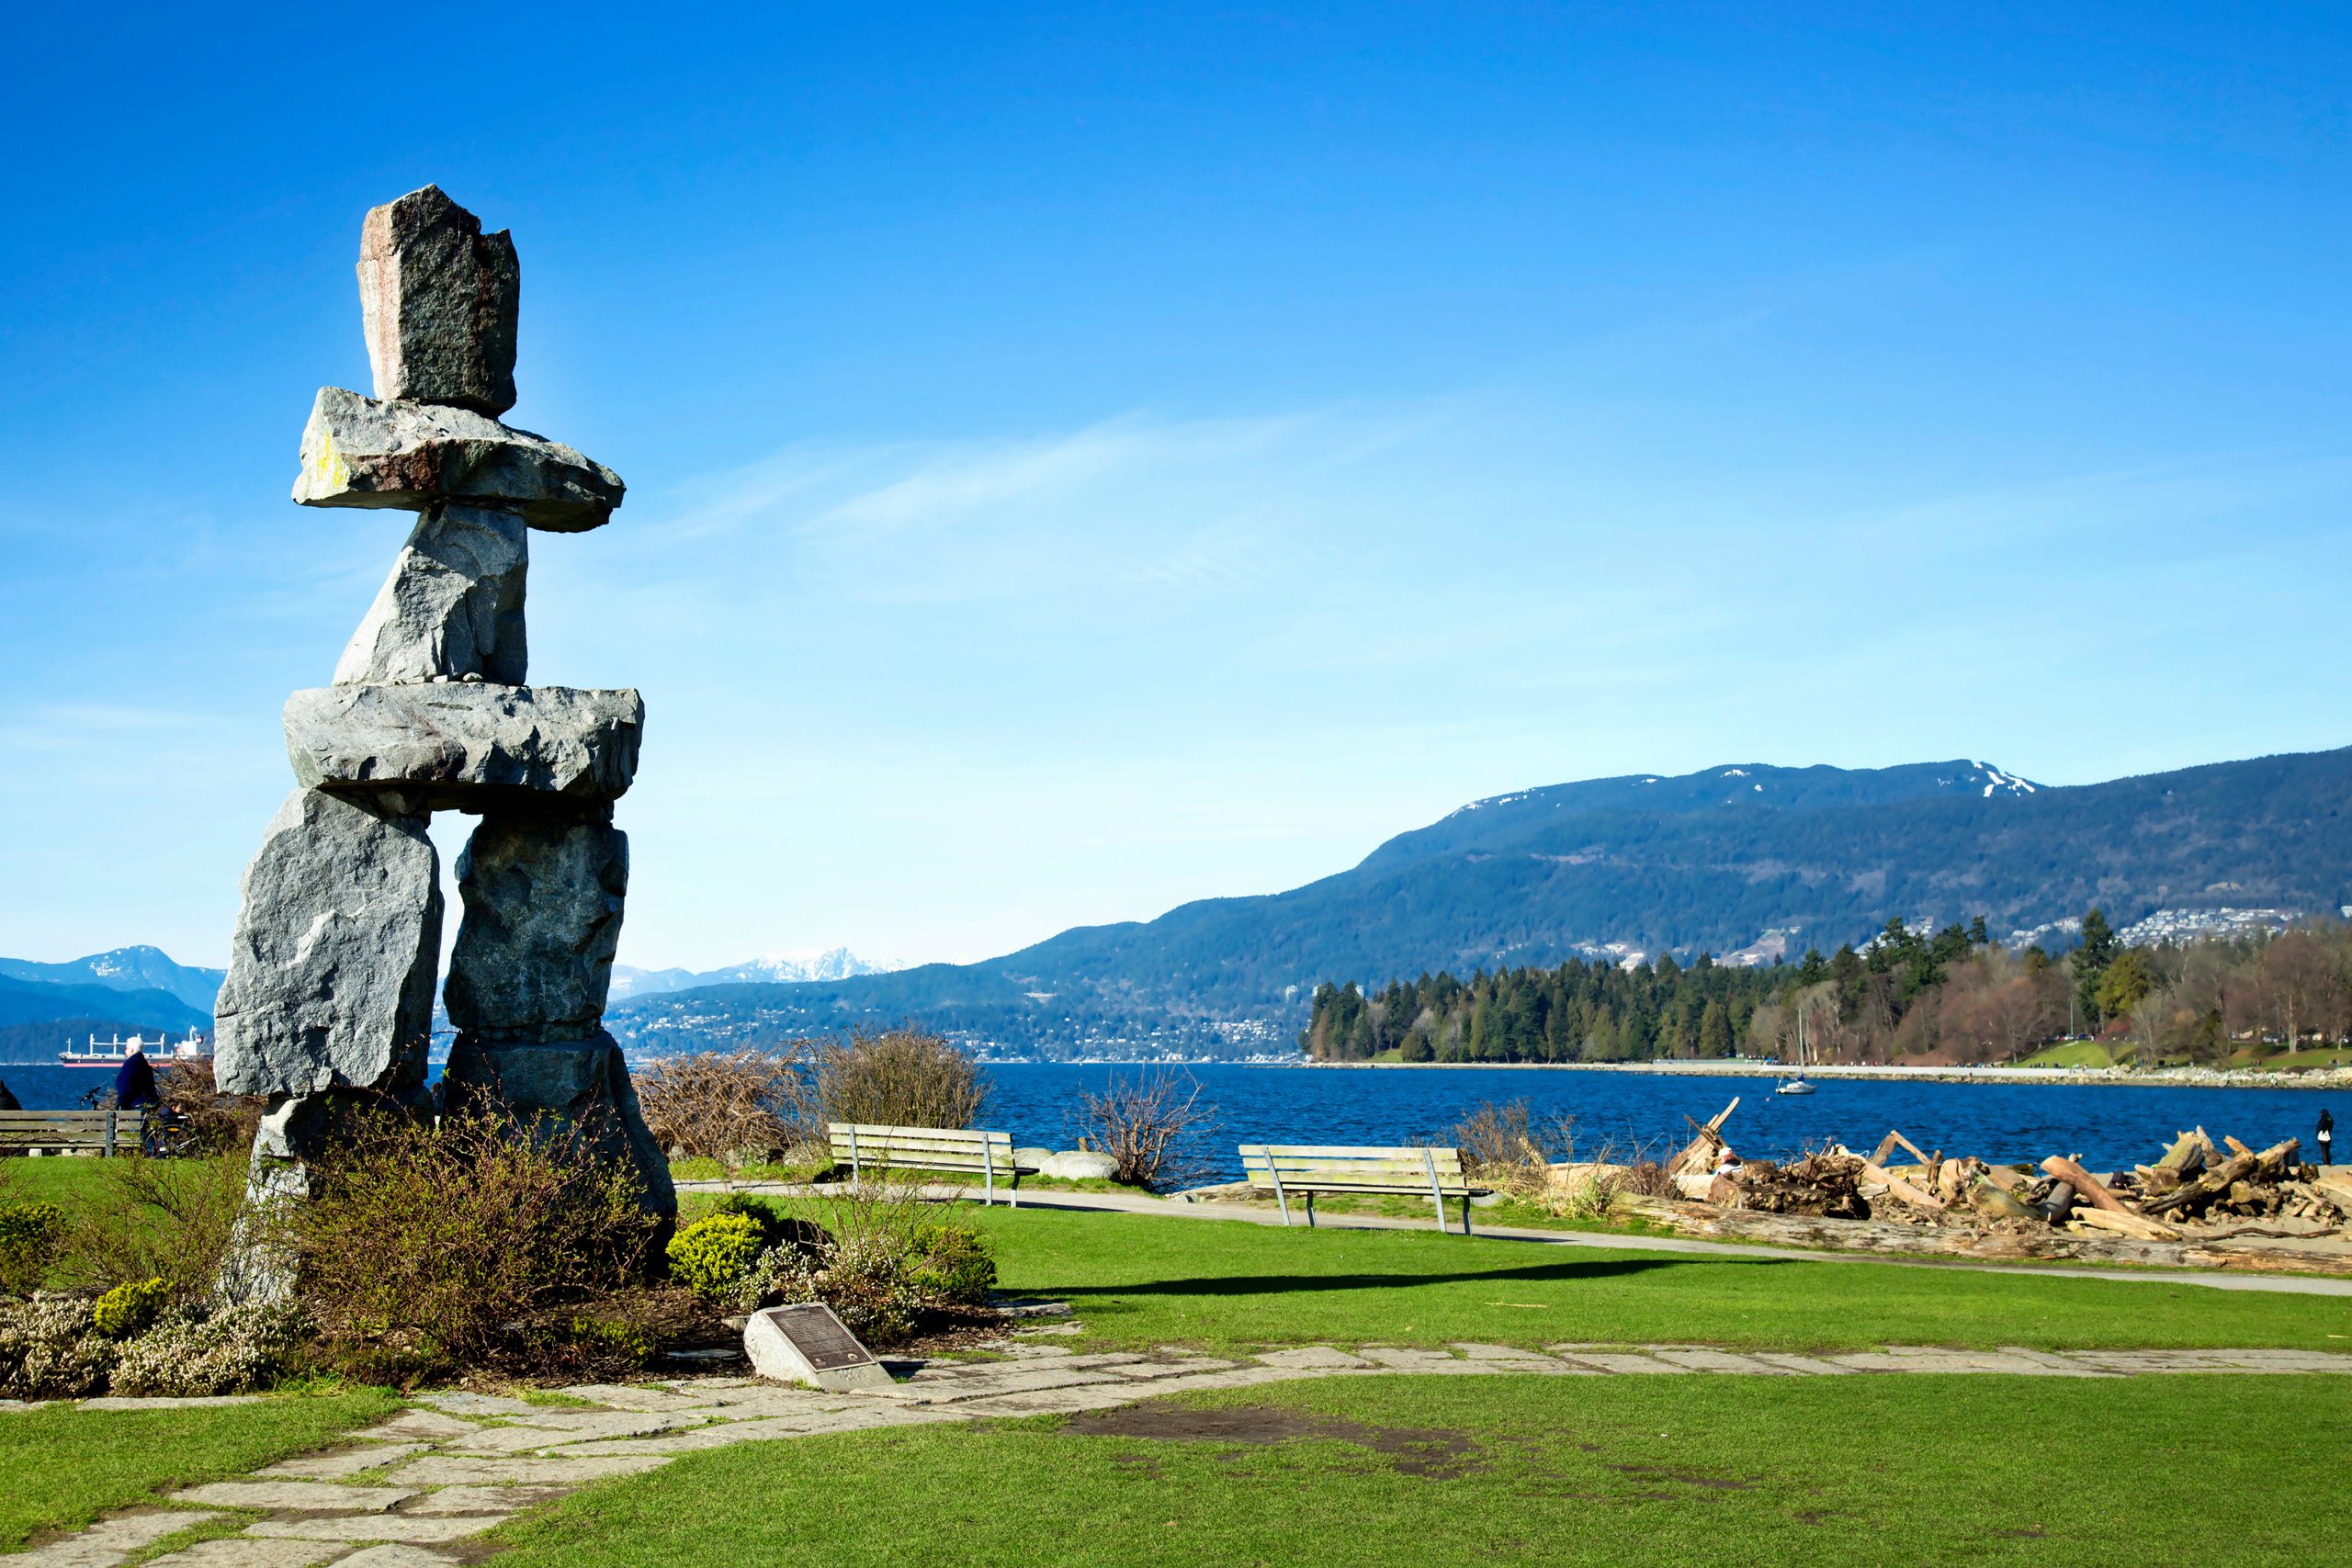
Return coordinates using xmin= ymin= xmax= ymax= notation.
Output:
xmin=1299 ymin=1059 xmax=2352 ymax=1090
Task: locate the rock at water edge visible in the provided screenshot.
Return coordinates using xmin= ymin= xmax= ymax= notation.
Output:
xmin=334 ymin=503 xmax=528 ymax=686
xmin=445 ymin=816 xmax=627 ymax=1040
xmin=213 ymin=790 xmax=440 ymax=1098
xmin=358 ymin=186 xmax=519 ymax=416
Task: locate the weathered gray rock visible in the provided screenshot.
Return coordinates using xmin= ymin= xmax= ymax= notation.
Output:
xmin=358 ymin=186 xmax=519 ymax=416
xmin=446 ymin=817 xmax=628 ymax=1040
xmin=295 ymin=387 xmax=624 ymax=532
xmin=334 ymin=503 xmax=528 ymax=685
xmin=283 ymin=683 xmax=642 ymax=808
xmin=1040 ymin=1150 xmax=1119 ymax=1181
xmin=440 ymin=1031 xmax=677 ymax=1227
xmin=213 ymin=790 xmax=441 ymax=1097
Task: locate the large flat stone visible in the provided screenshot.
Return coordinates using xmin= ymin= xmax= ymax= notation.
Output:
xmin=147 ymin=1539 xmax=346 ymax=1567
xmin=445 ymin=817 xmax=627 ymax=1039
xmin=212 ymin=789 xmax=440 ymax=1097
xmin=359 ymin=186 xmax=518 ymax=416
xmin=334 ymin=504 xmax=527 ymax=686
xmin=406 ymin=1483 xmax=574 ymax=1515
xmin=297 ymin=388 xmax=622 ymax=533
xmin=255 ymin=1443 xmax=430 ymax=1478
xmin=351 ymin=1410 xmax=486 ymax=1443
xmin=387 ymin=1454 xmax=671 ymax=1486
xmin=170 ymin=1482 xmax=415 ymax=1512
xmin=245 ymin=1516 xmax=512 ymax=1544
xmin=283 ymin=683 xmax=642 ymax=808
xmin=556 ymin=1383 xmax=725 ymax=1412
xmin=413 ymin=1392 xmax=547 ymax=1417
xmin=14 ymin=1511 xmax=220 ymax=1567
xmin=333 ymin=1550 xmax=464 ymax=1568
xmin=447 ymin=1411 xmax=700 ymax=1451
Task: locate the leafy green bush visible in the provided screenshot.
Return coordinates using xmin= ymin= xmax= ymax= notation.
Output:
xmin=92 ymin=1277 xmax=168 ymax=1339
xmin=766 ymin=1231 xmax=922 ymax=1346
xmin=906 ymin=1224 xmax=995 ymax=1305
xmin=0 ymin=1201 xmax=66 ymax=1297
xmin=666 ymin=1213 xmax=765 ymax=1303
xmin=59 ymin=1156 xmax=248 ymax=1302
xmin=571 ymin=1315 xmax=653 ymax=1368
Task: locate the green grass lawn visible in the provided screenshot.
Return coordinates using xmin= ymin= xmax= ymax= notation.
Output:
xmin=488 ymin=1371 xmax=2351 ymax=1567
xmin=930 ymin=1204 xmax=2351 ymax=1354
xmin=0 ymin=1390 xmax=400 ymax=1551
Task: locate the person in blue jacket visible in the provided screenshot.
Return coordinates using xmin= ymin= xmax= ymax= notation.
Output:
xmin=113 ymin=1046 xmax=160 ymax=1111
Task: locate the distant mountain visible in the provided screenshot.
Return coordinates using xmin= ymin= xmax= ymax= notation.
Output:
xmin=0 ymin=946 xmax=224 ymax=1013
xmin=605 ymin=748 xmax=2352 ymax=1059
xmin=607 ymin=948 xmax=898 ymax=999
xmin=0 ymin=974 xmax=211 ymax=1035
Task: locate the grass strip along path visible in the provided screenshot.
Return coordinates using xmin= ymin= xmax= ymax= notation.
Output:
xmin=491 ymin=1371 xmax=2352 ymax=1568
xmin=899 ymin=1204 xmax=2352 ymax=1354
xmin=0 ymin=1390 xmax=398 ymax=1551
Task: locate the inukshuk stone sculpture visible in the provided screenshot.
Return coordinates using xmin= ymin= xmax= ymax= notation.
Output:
xmin=213 ymin=186 xmax=673 ymax=1236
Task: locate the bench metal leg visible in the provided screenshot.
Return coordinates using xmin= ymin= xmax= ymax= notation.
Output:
xmin=1422 ymin=1147 xmax=1448 ymax=1234
xmin=1461 ymin=1195 xmax=1473 ymax=1236
xmin=1270 ymin=1171 xmax=1292 ymax=1225
xmin=1305 ymin=1191 xmax=1316 ymax=1229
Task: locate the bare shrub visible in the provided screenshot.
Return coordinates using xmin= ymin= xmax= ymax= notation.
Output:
xmin=156 ymin=1060 xmax=265 ymax=1155
xmin=1071 ymin=1071 xmax=1219 ymax=1191
xmin=1621 ymin=1159 xmax=1676 ymax=1199
xmin=1446 ymin=1100 xmax=1577 ymax=1198
xmin=59 ymin=1155 xmax=249 ymax=1302
xmin=634 ymin=1049 xmax=804 ymax=1161
xmin=278 ymin=1106 xmax=659 ymax=1382
xmin=808 ymin=1026 xmax=987 ymax=1130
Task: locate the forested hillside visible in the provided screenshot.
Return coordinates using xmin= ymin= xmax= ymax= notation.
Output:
xmin=607 ymin=746 xmax=2352 ymax=1058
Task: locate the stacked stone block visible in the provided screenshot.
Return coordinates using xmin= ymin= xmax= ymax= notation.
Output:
xmin=213 ymin=185 xmax=673 ymax=1231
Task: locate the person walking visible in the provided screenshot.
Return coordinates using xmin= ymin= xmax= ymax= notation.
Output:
xmin=0 ymin=1073 xmax=19 ymax=1111
xmin=2319 ymin=1109 xmax=2335 ymax=1169
xmin=112 ymin=1045 xmax=159 ymax=1111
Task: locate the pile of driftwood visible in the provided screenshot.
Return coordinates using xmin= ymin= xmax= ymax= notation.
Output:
xmin=1613 ymin=1098 xmax=2351 ymax=1275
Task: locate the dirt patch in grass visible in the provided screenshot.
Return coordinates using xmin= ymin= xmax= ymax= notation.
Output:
xmin=1064 ymin=1403 xmax=1480 ymax=1477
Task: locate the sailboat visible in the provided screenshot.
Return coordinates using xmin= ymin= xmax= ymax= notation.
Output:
xmin=1777 ymin=1006 xmax=1817 ymax=1095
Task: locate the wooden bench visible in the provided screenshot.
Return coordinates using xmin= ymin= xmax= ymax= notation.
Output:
xmin=0 ymin=1109 xmax=148 ymax=1156
xmin=1239 ymin=1144 xmax=1490 ymax=1234
xmin=826 ymin=1122 xmax=1036 ymax=1206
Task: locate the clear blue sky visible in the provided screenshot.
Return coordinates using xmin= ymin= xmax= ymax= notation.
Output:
xmin=3 ymin=3 xmax=2346 ymax=972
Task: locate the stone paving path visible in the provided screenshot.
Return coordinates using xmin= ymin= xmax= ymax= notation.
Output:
xmin=17 ymin=1319 xmax=2352 ymax=1567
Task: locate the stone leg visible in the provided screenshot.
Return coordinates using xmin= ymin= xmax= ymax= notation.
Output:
xmin=213 ymin=788 xmax=441 ymax=1099
xmin=443 ymin=812 xmax=673 ymax=1230
xmin=333 ymin=502 xmax=527 ymax=685
xmin=440 ymin=1031 xmax=678 ymax=1229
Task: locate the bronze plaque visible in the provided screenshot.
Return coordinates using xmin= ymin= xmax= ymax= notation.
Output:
xmin=763 ymin=1303 xmax=876 ymax=1371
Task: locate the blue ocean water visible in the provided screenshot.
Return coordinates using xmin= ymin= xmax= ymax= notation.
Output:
xmin=11 ymin=1057 xmax=2328 ymax=1183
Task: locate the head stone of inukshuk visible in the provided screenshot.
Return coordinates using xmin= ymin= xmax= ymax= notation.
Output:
xmin=211 ymin=186 xmax=674 ymax=1235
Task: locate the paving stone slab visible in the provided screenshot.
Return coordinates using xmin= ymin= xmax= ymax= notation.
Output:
xmin=247 ymin=1516 xmax=513 ymax=1544
xmin=171 ymin=1482 xmax=417 ymax=1512
xmin=556 ymin=1406 xmax=956 ymax=1453
xmin=558 ymin=1383 xmax=725 ymax=1412
xmin=413 ymin=1392 xmax=548 ymax=1417
xmin=334 ymin=1550 xmax=463 ymax=1568
xmin=1649 ymin=1350 xmax=1797 ymax=1375
xmin=336 ymin=1541 xmax=463 ymax=1568
xmin=388 ymin=1454 xmax=671 ymax=1486
xmin=1363 ymin=1348 xmax=1468 ymax=1371
xmin=17 ymin=1511 xmax=221 ymax=1567
xmin=1747 ymin=1353 xmax=1856 ymax=1376
xmin=1104 ymin=1359 xmax=1242 ymax=1380
xmin=255 ymin=1444 xmax=432 ymax=1479
xmin=1829 ymin=1350 xmax=2085 ymax=1375
xmin=1555 ymin=1353 xmax=1691 ymax=1374
xmin=1253 ymin=1347 xmax=1374 ymax=1370
xmin=355 ymin=1411 xmax=484 ymax=1443
xmin=448 ymin=1412 xmax=704 ymax=1451
xmin=406 ymin=1483 xmax=575 ymax=1515
xmin=1996 ymin=1347 xmax=2122 ymax=1376
xmin=945 ymin=1386 xmax=1155 ymax=1417
xmin=895 ymin=1366 xmax=1124 ymax=1402
xmin=667 ymin=1388 xmax=863 ymax=1419
xmin=147 ymin=1540 xmax=347 ymax=1567
xmin=80 ymin=1395 xmax=263 ymax=1411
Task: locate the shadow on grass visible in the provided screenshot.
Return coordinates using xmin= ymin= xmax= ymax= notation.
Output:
xmin=1027 ymin=1255 xmax=1747 ymax=1301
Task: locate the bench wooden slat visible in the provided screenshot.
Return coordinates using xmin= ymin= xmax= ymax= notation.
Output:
xmin=825 ymin=1122 xmax=1034 ymax=1206
xmin=0 ymin=1110 xmax=146 ymax=1155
